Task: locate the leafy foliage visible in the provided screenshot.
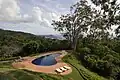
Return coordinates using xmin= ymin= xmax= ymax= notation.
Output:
xmin=63 ymin=54 xmax=107 ymax=80
xmin=22 ymin=41 xmax=39 ymax=56
xmin=0 ymin=29 xmax=70 ymax=58
xmin=52 ymin=0 xmax=104 ymax=51
xmin=77 ymin=39 xmax=120 ymax=79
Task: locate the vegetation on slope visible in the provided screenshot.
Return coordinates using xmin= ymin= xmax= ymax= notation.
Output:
xmin=0 ymin=29 xmax=70 ymax=59
xmin=76 ymin=39 xmax=120 ymax=80
xmin=63 ymin=53 xmax=107 ymax=80
xmin=0 ymin=0 xmax=120 ymax=80
xmin=0 ymin=29 xmax=120 ymax=80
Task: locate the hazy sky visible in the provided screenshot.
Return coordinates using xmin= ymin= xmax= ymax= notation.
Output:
xmin=0 ymin=0 xmax=79 ymax=35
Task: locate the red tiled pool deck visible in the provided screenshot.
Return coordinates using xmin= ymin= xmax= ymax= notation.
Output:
xmin=12 ymin=51 xmax=72 ymax=75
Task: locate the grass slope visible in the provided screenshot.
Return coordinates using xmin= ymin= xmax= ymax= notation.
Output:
xmin=63 ymin=54 xmax=108 ymax=80
xmin=0 ymin=61 xmax=69 ymax=80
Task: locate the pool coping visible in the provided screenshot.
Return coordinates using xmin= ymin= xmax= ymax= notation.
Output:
xmin=12 ymin=50 xmax=72 ymax=75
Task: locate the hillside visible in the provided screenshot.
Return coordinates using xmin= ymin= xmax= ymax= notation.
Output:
xmin=0 ymin=29 xmax=69 ymax=59
xmin=0 ymin=29 xmax=120 ymax=80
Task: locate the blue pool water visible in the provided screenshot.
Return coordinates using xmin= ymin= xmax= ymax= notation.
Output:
xmin=32 ymin=53 xmax=61 ymax=66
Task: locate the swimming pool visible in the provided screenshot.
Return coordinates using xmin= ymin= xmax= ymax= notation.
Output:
xmin=32 ymin=53 xmax=61 ymax=66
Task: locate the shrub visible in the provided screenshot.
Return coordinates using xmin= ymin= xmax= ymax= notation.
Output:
xmin=87 ymin=44 xmax=110 ymax=59
xmin=113 ymin=42 xmax=120 ymax=53
xmin=84 ymin=55 xmax=98 ymax=69
xmin=22 ymin=41 xmax=39 ymax=56
xmin=77 ymin=47 xmax=91 ymax=54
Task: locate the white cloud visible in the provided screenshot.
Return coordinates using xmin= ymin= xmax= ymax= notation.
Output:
xmin=32 ymin=7 xmax=43 ymax=22
xmin=0 ymin=0 xmax=20 ymax=21
xmin=30 ymin=6 xmax=59 ymax=27
xmin=0 ymin=0 xmax=69 ymax=35
xmin=0 ymin=0 xmax=59 ymax=26
xmin=0 ymin=0 xmax=32 ymax=23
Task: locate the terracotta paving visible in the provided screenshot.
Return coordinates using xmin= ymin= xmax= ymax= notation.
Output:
xmin=12 ymin=51 xmax=72 ymax=75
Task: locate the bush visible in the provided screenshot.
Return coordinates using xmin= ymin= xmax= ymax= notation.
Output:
xmin=87 ymin=44 xmax=110 ymax=59
xmin=113 ymin=42 xmax=120 ymax=53
xmin=22 ymin=41 xmax=39 ymax=56
xmin=102 ymin=55 xmax=120 ymax=65
xmin=77 ymin=47 xmax=91 ymax=54
xmin=83 ymin=55 xmax=98 ymax=69
xmin=95 ymin=60 xmax=111 ymax=75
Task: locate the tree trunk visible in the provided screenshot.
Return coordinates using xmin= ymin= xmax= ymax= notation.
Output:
xmin=73 ymin=36 xmax=78 ymax=51
xmin=71 ymin=34 xmax=79 ymax=52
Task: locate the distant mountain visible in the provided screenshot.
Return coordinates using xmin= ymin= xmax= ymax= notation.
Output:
xmin=41 ymin=34 xmax=66 ymax=40
xmin=0 ymin=29 xmax=65 ymax=40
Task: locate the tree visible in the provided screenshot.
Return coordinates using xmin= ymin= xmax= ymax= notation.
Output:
xmin=91 ymin=0 xmax=120 ymax=39
xmin=115 ymin=26 xmax=120 ymax=39
xmin=52 ymin=0 xmax=96 ymax=51
xmin=22 ymin=41 xmax=39 ymax=56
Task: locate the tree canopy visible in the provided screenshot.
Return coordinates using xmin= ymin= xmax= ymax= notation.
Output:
xmin=52 ymin=0 xmax=120 ymax=51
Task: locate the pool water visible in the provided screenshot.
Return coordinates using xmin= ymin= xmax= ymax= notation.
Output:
xmin=32 ymin=53 xmax=61 ymax=66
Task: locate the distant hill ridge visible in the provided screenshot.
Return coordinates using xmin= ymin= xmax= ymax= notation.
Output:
xmin=41 ymin=34 xmax=65 ymax=40
xmin=0 ymin=29 xmax=65 ymax=40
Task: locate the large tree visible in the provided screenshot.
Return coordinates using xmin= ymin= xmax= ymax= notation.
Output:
xmin=52 ymin=0 xmax=113 ymax=51
xmin=52 ymin=0 xmax=97 ymax=51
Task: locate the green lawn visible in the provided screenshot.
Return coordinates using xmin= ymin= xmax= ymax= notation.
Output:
xmin=0 ymin=62 xmax=15 ymax=72
xmin=63 ymin=66 xmax=84 ymax=80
